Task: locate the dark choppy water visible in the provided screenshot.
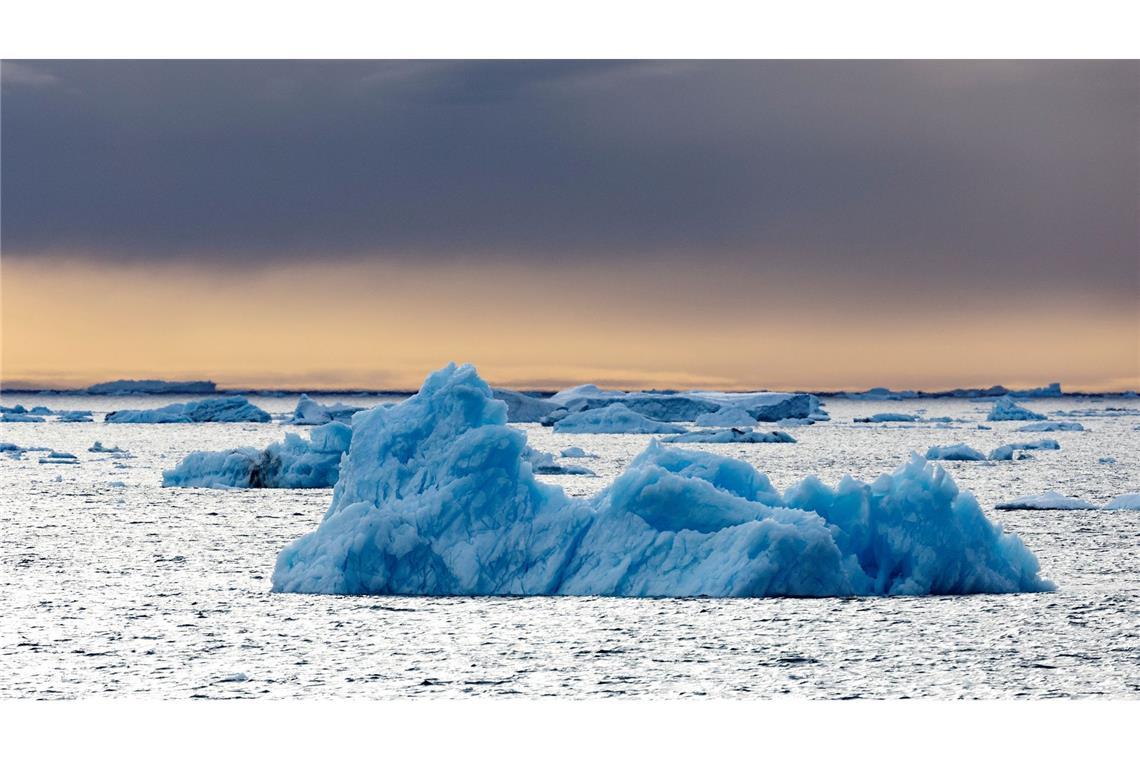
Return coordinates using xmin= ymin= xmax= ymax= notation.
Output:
xmin=2 ymin=394 xmax=1138 ymax=698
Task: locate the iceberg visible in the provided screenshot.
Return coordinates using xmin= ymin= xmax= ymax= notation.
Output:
xmin=86 ymin=379 xmax=217 ymax=394
xmin=163 ymin=421 xmax=351 ymax=489
xmin=288 ymin=394 xmax=363 ymax=425
xmin=1016 ymin=421 xmax=1084 ymax=432
xmin=88 ymin=441 xmax=126 ymax=454
xmin=554 ymin=403 xmax=687 ymax=434
xmin=854 ymin=413 xmax=917 ymax=423
xmin=692 ymin=406 xmax=759 ymax=428
xmin=1106 ymin=493 xmax=1140 ymax=510
xmin=105 ymin=396 xmax=271 ymax=423
xmin=272 ymin=363 xmax=1051 ymax=597
xmin=987 ymin=397 xmax=1047 ymax=422
xmin=660 ymin=428 xmax=796 ymax=444
xmin=550 ymin=384 xmax=821 ymax=423
xmin=491 ymin=388 xmax=561 ymax=423
xmin=925 ymin=443 xmax=987 ymax=461
xmin=988 ymin=439 xmax=1061 ymax=461
xmin=995 ymin=491 xmax=1097 ymax=511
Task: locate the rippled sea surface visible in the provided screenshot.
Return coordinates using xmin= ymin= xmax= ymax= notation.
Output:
xmin=2 ymin=393 xmax=1138 ymax=698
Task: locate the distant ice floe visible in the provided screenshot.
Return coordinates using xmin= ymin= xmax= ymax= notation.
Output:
xmin=56 ymin=410 xmax=94 ymax=422
xmin=839 ymin=382 xmax=1063 ymax=400
xmin=660 ymin=428 xmax=796 ymax=444
xmin=996 ymin=491 xmax=1097 ymax=510
xmin=163 ymin=422 xmax=351 ymax=489
xmin=1017 ymin=421 xmax=1085 ymax=432
xmin=854 ymin=413 xmax=917 ymax=423
xmin=105 ymin=396 xmax=271 ymax=423
xmin=38 ymin=450 xmax=79 ymax=465
xmin=271 ymin=363 xmax=1052 ymax=598
xmin=988 ymin=439 xmax=1060 ymax=461
xmin=548 ymin=385 xmax=823 ymax=423
xmin=925 ymin=443 xmax=987 ymax=461
xmin=987 ymin=397 xmax=1047 ymax=422
xmin=288 ymin=394 xmax=363 ymax=425
xmin=86 ymin=379 xmax=217 ymax=395
xmin=88 ymin=441 xmax=126 ymax=453
xmin=1 ymin=442 xmax=51 ymax=459
xmin=1 ymin=412 xmax=46 ymax=422
xmin=554 ymin=403 xmax=687 ymax=434
xmin=1106 ymin=493 xmax=1140 ymax=510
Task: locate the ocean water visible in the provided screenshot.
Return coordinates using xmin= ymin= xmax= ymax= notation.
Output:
xmin=1 ymin=393 xmax=1138 ymax=698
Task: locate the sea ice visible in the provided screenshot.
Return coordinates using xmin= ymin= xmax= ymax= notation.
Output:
xmin=105 ymin=396 xmax=271 ymax=423
xmin=38 ymin=450 xmax=79 ymax=464
xmin=987 ymin=397 xmax=1047 ymax=422
xmin=925 ymin=443 xmax=987 ymax=461
xmin=559 ymin=446 xmax=597 ymax=459
xmin=554 ymin=403 xmax=687 ymax=434
xmin=988 ymin=439 xmax=1061 ymax=461
xmin=163 ymin=421 xmax=351 ymax=488
xmin=995 ymin=491 xmax=1097 ymax=511
xmin=1 ymin=412 xmax=46 ymax=422
xmin=522 ymin=447 xmax=596 ymax=476
xmin=56 ymin=410 xmax=94 ymax=422
xmin=660 ymin=428 xmax=796 ymax=444
xmin=854 ymin=413 xmax=916 ymax=423
xmin=288 ymin=394 xmax=363 ymax=425
xmin=272 ymin=363 xmax=1051 ymax=598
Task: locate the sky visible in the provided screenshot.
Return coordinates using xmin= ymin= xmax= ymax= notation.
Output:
xmin=2 ymin=60 xmax=1137 ymax=391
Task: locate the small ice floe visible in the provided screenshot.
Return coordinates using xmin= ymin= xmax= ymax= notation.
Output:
xmin=2 ymin=442 xmax=51 ymax=459
xmin=1106 ymin=493 xmax=1140 ymax=510
xmin=108 ymin=481 xmax=127 ymax=488
xmin=211 ymin=672 xmax=250 ymax=684
xmin=559 ymin=446 xmax=597 ymax=459
xmin=89 ymin=441 xmax=126 ymax=453
xmin=988 ymin=439 xmax=1060 ymax=461
xmin=553 ymin=403 xmax=686 ymax=434
xmin=38 ymin=450 xmax=79 ymax=464
xmin=288 ymin=394 xmax=364 ymax=425
xmin=105 ymin=396 xmax=271 ymax=423
xmin=987 ymin=397 xmax=1047 ymax=422
xmin=1016 ymin=421 xmax=1085 ymax=432
xmin=854 ymin=413 xmax=916 ymax=423
xmin=660 ymin=428 xmax=796 ymax=444
xmin=995 ymin=491 xmax=1097 ymax=511
xmin=523 ymin=447 xmax=595 ymax=476
xmin=1098 ymin=457 xmax=1117 ymax=464
xmin=925 ymin=443 xmax=987 ymax=461
xmin=693 ymin=406 xmax=759 ymax=428
xmin=57 ymin=410 xmax=94 ymax=422
xmin=2 ymin=412 xmax=46 ymax=422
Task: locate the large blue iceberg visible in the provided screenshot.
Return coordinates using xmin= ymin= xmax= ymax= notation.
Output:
xmin=272 ymin=364 xmax=1052 ymax=598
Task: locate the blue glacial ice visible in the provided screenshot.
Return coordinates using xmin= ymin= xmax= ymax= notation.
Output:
xmin=1016 ymin=421 xmax=1085 ymax=432
xmin=925 ymin=443 xmax=987 ymax=461
xmin=554 ymin=403 xmax=687 ymax=434
xmin=288 ymin=394 xmax=364 ymax=425
xmin=988 ymin=439 xmax=1061 ymax=461
xmin=164 ymin=421 xmax=351 ymax=488
xmin=660 ymin=428 xmax=796 ymax=444
xmin=272 ymin=363 xmax=1052 ymax=597
xmin=987 ymin=397 xmax=1047 ymax=422
xmin=105 ymin=396 xmax=271 ymax=423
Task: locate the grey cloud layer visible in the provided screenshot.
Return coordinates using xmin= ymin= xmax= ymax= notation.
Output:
xmin=2 ymin=60 xmax=1136 ymax=298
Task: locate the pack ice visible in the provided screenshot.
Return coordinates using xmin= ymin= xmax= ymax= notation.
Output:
xmin=272 ymin=363 xmax=1052 ymax=598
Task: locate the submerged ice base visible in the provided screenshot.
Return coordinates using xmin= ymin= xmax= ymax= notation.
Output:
xmin=272 ymin=363 xmax=1052 ymax=598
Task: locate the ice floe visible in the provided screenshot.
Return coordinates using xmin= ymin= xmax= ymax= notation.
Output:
xmin=660 ymin=428 xmax=796 ymax=444
xmin=554 ymin=403 xmax=687 ymax=434
xmin=288 ymin=394 xmax=363 ymax=425
xmin=995 ymin=492 xmax=1098 ymax=511
xmin=692 ymin=406 xmax=759 ymax=428
xmin=1016 ymin=421 xmax=1085 ymax=432
xmin=925 ymin=443 xmax=987 ymax=461
xmin=987 ymin=397 xmax=1047 ymax=422
xmin=988 ymin=439 xmax=1060 ymax=461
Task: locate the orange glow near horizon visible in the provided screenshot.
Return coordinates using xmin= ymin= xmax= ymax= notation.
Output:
xmin=2 ymin=258 xmax=1138 ymax=392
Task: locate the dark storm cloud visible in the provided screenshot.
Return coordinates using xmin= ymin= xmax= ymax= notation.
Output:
xmin=2 ymin=60 xmax=1137 ymax=297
